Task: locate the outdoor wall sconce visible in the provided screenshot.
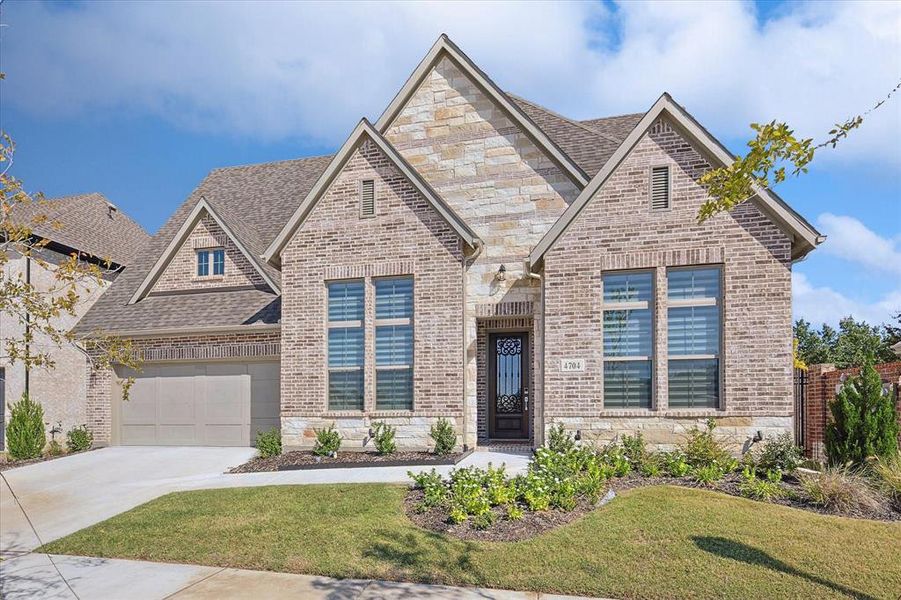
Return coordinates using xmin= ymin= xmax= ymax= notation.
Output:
xmin=574 ymin=430 xmax=582 ymax=441
xmin=496 ymin=264 xmax=506 ymax=281
xmin=752 ymin=430 xmax=763 ymax=443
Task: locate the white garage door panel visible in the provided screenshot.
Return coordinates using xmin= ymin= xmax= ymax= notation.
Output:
xmin=115 ymin=361 xmax=279 ymax=447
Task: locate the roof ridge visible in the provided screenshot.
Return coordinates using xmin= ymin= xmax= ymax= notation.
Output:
xmin=210 ymin=153 xmax=334 ymax=173
xmin=507 ymin=92 xmax=624 ymax=144
xmin=579 ymin=112 xmax=645 ymax=124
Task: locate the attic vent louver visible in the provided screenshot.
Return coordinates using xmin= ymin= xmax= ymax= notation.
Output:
xmin=360 ymin=179 xmax=375 ymax=218
xmin=650 ymin=166 xmax=670 ymax=210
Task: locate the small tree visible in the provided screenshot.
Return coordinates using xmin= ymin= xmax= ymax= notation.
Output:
xmin=825 ymin=355 xmax=899 ymax=465
xmin=6 ymin=394 xmax=46 ymax=460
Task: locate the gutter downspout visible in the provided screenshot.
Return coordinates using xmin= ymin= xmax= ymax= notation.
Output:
xmin=524 ymin=259 xmax=542 ymax=447
xmin=462 ymin=240 xmax=483 ymax=451
xmin=24 ymin=255 xmax=31 ymax=397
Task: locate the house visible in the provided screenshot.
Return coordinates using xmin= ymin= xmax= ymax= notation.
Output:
xmin=1 ymin=193 xmax=149 ymax=450
xmin=73 ymin=35 xmax=822 ymax=452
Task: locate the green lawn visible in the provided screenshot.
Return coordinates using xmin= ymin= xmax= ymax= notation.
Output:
xmin=42 ymin=484 xmax=900 ymax=599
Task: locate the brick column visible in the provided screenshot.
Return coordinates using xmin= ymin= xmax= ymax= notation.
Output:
xmin=804 ymin=363 xmax=835 ymax=460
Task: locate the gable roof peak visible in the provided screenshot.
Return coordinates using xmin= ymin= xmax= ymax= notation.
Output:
xmin=374 ymin=34 xmax=589 ymax=188
xmin=262 ymin=118 xmax=479 ymax=266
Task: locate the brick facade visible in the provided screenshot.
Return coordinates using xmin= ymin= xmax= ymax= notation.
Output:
xmin=151 ymin=213 xmax=267 ymax=294
xmin=543 ymin=118 xmax=795 ymax=451
xmin=84 ymin=330 xmax=280 ymax=445
xmin=279 ymin=137 xmax=466 ymax=450
xmin=803 ymin=362 xmax=901 ymax=460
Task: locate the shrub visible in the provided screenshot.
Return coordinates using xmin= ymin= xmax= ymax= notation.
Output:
xmin=621 ymin=433 xmax=649 ymax=470
xmin=867 ymin=452 xmax=901 ymax=504
xmin=6 ymin=394 xmax=46 ymax=460
xmin=692 ymin=464 xmax=727 ymax=485
xmin=408 ymin=468 xmax=448 ymax=508
xmin=371 ymin=421 xmax=397 ymax=455
xmin=800 ymin=467 xmax=885 ymax=513
xmin=484 ymin=464 xmax=515 ymax=505
xmin=448 ymin=466 xmax=492 ymax=518
xmin=662 ymin=451 xmax=691 ymax=477
xmin=255 ymin=428 xmax=282 ymax=459
xmin=472 ymin=511 xmax=496 ymax=530
xmin=430 ymin=418 xmax=456 ymax=455
xmin=598 ymin=443 xmax=631 ymax=477
xmin=516 ymin=473 xmax=551 ymax=511
xmin=639 ymin=454 xmax=664 ymax=477
xmin=680 ymin=419 xmax=738 ymax=474
xmin=546 ymin=423 xmax=576 ymax=454
xmin=755 ymin=432 xmax=803 ymax=475
xmin=47 ymin=439 xmax=64 ymax=457
xmin=65 ymin=425 xmax=93 ymax=453
xmin=826 ymin=356 xmax=899 ymax=465
xmin=313 ymin=424 xmax=342 ymax=456
xmin=738 ymin=468 xmax=786 ymax=501
xmin=506 ymin=504 xmax=524 ymax=521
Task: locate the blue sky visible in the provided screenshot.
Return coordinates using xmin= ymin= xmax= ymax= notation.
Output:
xmin=1 ymin=0 xmax=899 ymax=327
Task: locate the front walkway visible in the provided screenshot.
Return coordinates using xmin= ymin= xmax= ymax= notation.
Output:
xmin=0 ymin=553 xmax=605 ymax=600
xmin=1 ymin=446 xmax=530 ymax=557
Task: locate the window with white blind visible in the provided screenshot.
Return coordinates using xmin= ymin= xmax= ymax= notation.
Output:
xmin=602 ymin=271 xmax=653 ymax=409
xmin=375 ymin=277 xmax=413 ymax=410
xmin=327 ymin=280 xmax=365 ymax=410
xmin=667 ymin=267 xmax=722 ymax=408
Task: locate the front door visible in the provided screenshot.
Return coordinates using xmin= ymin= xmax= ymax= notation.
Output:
xmin=488 ymin=332 xmax=530 ymax=440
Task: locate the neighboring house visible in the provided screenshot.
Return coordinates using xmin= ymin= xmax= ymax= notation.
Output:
xmin=74 ymin=35 xmax=822 ymax=452
xmin=1 ymin=193 xmax=149 ymax=450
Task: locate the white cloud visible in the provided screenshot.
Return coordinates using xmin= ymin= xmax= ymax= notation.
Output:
xmin=816 ymin=213 xmax=901 ymax=277
xmin=2 ymin=0 xmax=899 ymax=162
xmin=793 ymin=272 xmax=900 ymax=326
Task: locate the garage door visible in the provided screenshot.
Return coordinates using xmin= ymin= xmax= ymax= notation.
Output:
xmin=114 ymin=361 xmax=279 ymax=446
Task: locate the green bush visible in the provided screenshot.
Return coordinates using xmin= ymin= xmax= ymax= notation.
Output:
xmin=6 ymin=394 xmax=46 ymax=460
xmin=255 ymin=428 xmax=282 ymax=458
xmin=621 ymin=433 xmax=648 ymax=470
xmin=826 ymin=356 xmax=899 ymax=465
xmin=738 ymin=468 xmax=786 ymax=501
xmin=755 ymin=432 xmax=803 ymax=475
xmin=313 ymin=424 xmax=342 ymax=456
xmin=506 ymin=503 xmax=524 ymax=521
xmin=662 ymin=451 xmax=691 ymax=477
xmin=598 ymin=443 xmax=631 ymax=477
xmin=692 ymin=464 xmax=727 ymax=484
xmin=680 ymin=419 xmax=737 ymax=474
xmin=430 ymin=418 xmax=456 ymax=455
xmin=371 ymin=421 xmax=396 ymax=455
xmin=65 ymin=425 xmax=93 ymax=453
xmin=800 ymin=467 xmax=884 ymax=513
xmin=408 ymin=468 xmax=448 ymax=509
xmin=546 ymin=423 xmax=576 ymax=454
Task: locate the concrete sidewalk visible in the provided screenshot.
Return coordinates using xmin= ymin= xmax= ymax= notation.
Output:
xmin=0 ymin=553 xmax=605 ymax=600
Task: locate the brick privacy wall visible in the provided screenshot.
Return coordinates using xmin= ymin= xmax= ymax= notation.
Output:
xmin=151 ymin=213 xmax=267 ymax=294
xmin=803 ymin=362 xmax=901 ymax=460
xmin=383 ymin=54 xmax=577 ymax=446
xmin=84 ymin=330 xmax=280 ymax=444
xmin=279 ymin=137 xmax=466 ymax=449
xmin=543 ymin=117 xmax=794 ymax=448
xmin=2 ymin=251 xmax=109 ymax=449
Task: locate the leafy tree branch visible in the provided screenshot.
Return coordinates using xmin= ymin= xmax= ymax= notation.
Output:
xmin=698 ymin=80 xmax=901 ymax=222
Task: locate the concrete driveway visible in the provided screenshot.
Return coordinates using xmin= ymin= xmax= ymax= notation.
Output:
xmin=0 ymin=446 xmax=255 ymax=556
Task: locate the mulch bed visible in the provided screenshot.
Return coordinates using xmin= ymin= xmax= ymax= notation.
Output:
xmin=0 ymin=448 xmax=94 ymax=473
xmin=228 ymin=450 xmax=470 ymax=473
xmin=609 ymin=474 xmax=901 ymax=522
xmin=404 ymin=488 xmax=614 ymax=542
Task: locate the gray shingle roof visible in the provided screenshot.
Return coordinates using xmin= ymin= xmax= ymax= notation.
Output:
xmin=10 ymin=193 xmax=150 ymax=266
xmin=75 ymin=98 xmax=644 ymax=335
xmin=74 ymin=156 xmax=332 ymax=334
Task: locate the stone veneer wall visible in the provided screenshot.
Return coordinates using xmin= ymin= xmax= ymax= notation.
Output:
xmin=151 ymin=213 xmax=267 ymax=294
xmin=543 ymin=117 xmax=795 ymax=452
xmin=383 ymin=54 xmax=580 ymax=447
xmin=279 ymin=138 xmax=466 ymax=451
xmin=84 ymin=330 xmax=280 ymax=445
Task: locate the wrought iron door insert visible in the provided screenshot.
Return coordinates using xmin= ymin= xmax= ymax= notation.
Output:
xmin=488 ymin=332 xmax=529 ymax=440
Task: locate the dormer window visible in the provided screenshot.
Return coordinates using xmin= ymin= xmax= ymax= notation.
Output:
xmin=197 ymin=248 xmax=225 ymax=277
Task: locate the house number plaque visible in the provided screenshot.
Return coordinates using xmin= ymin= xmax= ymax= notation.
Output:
xmin=560 ymin=358 xmax=585 ymax=373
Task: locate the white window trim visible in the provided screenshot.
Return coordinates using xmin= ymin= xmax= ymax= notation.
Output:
xmin=601 ymin=270 xmax=656 ymax=410
xmin=195 ymin=247 xmax=225 ymax=279
xmin=666 ymin=265 xmax=724 ymax=410
xmin=326 ymin=279 xmax=366 ymax=411
xmin=374 ymin=276 xmax=415 ymax=410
